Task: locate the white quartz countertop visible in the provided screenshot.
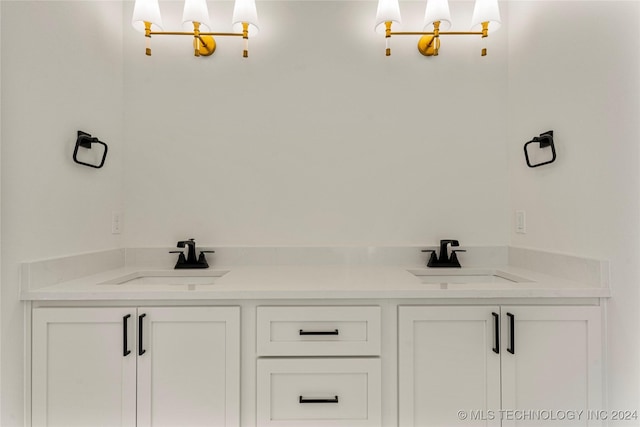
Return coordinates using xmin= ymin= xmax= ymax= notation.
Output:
xmin=21 ymin=263 xmax=610 ymax=301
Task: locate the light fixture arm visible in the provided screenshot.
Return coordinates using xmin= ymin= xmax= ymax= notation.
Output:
xmin=384 ymin=20 xmax=491 ymax=57
xmin=142 ymin=20 xmax=251 ymax=57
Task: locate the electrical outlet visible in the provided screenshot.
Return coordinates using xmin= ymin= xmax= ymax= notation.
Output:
xmin=515 ymin=210 xmax=526 ymax=234
xmin=112 ymin=211 xmax=122 ymax=234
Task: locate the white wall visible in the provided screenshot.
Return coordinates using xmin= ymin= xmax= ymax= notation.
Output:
xmin=0 ymin=2 xmax=124 ymax=425
xmin=1 ymin=0 xmax=639 ymax=424
xmin=507 ymin=0 xmax=640 ymax=415
xmin=123 ymin=0 xmax=510 ymax=248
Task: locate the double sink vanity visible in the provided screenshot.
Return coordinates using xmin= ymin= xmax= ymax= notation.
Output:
xmin=21 ymin=244 xmax=609 ymax=427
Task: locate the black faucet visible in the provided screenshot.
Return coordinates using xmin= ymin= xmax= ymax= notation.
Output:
xmin=422 ymin=239 xmax=466 ymax=268
xmin=170 ymin=238 xmax=214 ymax=269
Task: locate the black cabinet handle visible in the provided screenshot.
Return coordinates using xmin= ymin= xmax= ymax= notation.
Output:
xmin=123 ymin=314 xmax=131 ymax=357
xmin=299 ymin=329 xmax=339 ymax=336
xmin=492 ymin=312 xmax=499 ymax=354
xmin=299 ymin=396 xmax=339 ymax=403
xmin=507 ymin=312 xmax=515 ymax=354
xmin=138 ymin=313 xmax=147 ymax=356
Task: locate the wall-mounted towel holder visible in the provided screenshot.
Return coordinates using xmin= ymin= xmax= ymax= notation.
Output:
xmin=73 ymin=130 xmax=108 ymax=169
xmin=524 ymin=130 xmax=555 ymax=168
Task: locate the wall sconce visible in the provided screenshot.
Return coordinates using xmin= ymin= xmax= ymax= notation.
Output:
xmin=132 ymin=0 xmax=259 ymax=57
xmin=375 ymin=0 xmax=501 ymax=57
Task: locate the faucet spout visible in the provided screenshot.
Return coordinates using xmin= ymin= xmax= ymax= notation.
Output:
xmin=439 ymin=239 xmax=459 ymax=262
xmin=177 ymin=239 xmax=198 ymax=264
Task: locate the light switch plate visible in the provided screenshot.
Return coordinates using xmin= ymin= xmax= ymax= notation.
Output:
xmin=515 ymin=210 xmax=526 ymax=234
xmin=112 ymin=211 xmax=122 ymax=234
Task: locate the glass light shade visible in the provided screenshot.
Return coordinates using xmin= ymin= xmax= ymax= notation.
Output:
xmin=375 ymin=0 xmax=401 ymax=34
xmin=182 ymin=0 xmax=212 ymax=31
xmin=132 ymin=0 xmax=164 ymax=32
xmin=471 ymin=0 xmax=501 ymax=32
xmin=232 ymin=0 xmax=259 ymax=36
xmin=423 ymin=0 xmax=451 ymax=31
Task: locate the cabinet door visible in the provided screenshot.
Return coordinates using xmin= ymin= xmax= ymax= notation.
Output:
xmin=501 ymin=306 xmax=602 ymax=427
xmin=136 ymin=306 xmax=240 ymax=427
xmin=32 ymin=307 xmax=137 ymax=427
xmin=399 ymin=306 xmax=501 ymax=427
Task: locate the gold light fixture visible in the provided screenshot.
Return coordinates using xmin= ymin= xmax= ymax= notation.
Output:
xmin=132 ymin=0 xmax=259 ymax=57
xmin=374 ymin=0 xmax=501 ymax=57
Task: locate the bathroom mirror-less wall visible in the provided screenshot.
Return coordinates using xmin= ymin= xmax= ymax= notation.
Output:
xmin=1 ymin=0 xmax=639 ymax=425
xmin=123 ymin=0 xmax=510 ymax=247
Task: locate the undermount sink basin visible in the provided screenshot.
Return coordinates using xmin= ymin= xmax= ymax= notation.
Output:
xmin=100 ymin=270 xmax=229 ymax=286
xmin=407 ymin=268 xmax=532 ymax=284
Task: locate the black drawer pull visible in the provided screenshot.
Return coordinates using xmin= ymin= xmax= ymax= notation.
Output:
xmin=138 ymin=313 xmax=147 ymax=356
xmin=299 ymin=396 xmax=339 ymax=404
xmin=492 ymin=312 xmax=499 ymax=354
xmin=299 ymin=329 xmax=339 ymax=336
xmin=123 ymin=314 xmax=131 ymax=357
xmin=507 ymin=312 xmax=515 ymax=354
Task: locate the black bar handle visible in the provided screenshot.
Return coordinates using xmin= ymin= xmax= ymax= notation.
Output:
xmin=299 ymin=396 xmax=339 ymax=404
xmin=299 ymin=329 xmax=339 ymax=336
xmin=123 ymin=314 xmax=131 ymax=357
xmin=138 ymin=313 xmax=147 ymax=356
xmin=507 ymin=312 xmax=515 ymax=354
xmin=492 ymin=312 xmax=499 ymax=354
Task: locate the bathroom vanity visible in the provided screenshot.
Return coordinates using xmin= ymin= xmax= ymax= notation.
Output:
xmin=21 ymin=247 xmax=609 ymax=427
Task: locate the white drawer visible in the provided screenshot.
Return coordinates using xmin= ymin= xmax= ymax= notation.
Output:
xmin=257 ymin=358 xmax=381 ymax=427
xmin=256 ymin=306 xmax=381 ymax=356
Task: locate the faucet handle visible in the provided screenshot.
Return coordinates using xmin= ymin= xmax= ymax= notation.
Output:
xmin=421 ymin=249 xmax=436 ymax=253
xmin=170 ymin=251 xmax=187 ymax=266
xmin=200 ymin=250 xmax=215 ymax=253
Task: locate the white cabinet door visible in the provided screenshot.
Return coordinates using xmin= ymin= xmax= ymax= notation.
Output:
xmin=501 ymin=306 xmax=602 ymax=427
xmin=398 ymin=306 xmax=501 ymax=427
xmin=136 ymin=306 xmax=240 ymax=427
xmin=32 ymin=307 xmax=137 ymax=427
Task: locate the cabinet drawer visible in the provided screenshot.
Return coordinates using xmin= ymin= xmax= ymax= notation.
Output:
xmin=257 ymin=306 xmax=381 ymax=356
xmin=257 ymin=358 xmax=381 ymax=427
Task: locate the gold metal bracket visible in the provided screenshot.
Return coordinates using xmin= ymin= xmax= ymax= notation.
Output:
xmin=194 ymin=36 xmax=216 ymax=56
xmin=481 ymin=21 xmax=488 ymax=56
xmin=417 ymin=21 xmax=440 ymax=56
xmin=192 ymin=22 xmax=217 ymax=56
xmin=385 ymin=21 xmax=392 ymax=56
xmin=386 ymin=20 xmax=490 ymax=57
xmin=144 ymin=21 xmax=152 ymax=56
xmin=144 ymin=21 xmax=249 ymax=57
xmin=242 ymin=22 xmax=249 ymax=58
xmin=417 ymin=36 xmax=440 ymax=56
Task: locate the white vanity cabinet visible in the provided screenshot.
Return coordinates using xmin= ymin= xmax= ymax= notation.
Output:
xmin=31 ymin=306 xmax=240 ymax=427
xmin=398 ymin=305 xmax=602 ymax=427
